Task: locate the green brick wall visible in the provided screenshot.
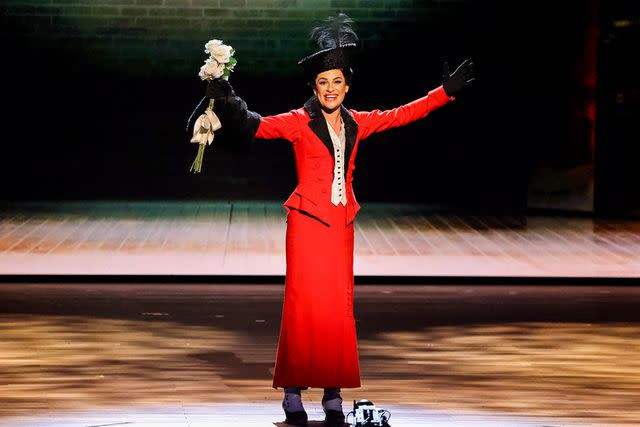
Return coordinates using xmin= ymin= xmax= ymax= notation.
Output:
xmin=2 ymin=0 xmax=444 ymax=77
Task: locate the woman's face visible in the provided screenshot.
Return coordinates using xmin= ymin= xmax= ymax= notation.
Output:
xmin=313 ymin=69 xmax=350 ymax=112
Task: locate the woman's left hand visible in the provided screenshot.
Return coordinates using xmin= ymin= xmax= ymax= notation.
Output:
xmin=442 ymin=59 xmax=475 ymax=97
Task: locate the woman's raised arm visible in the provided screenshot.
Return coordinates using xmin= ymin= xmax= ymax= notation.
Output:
xmin=355 ymin=59 xmax=475 ymax=140
xmin=187 ymin=79 xmax=299 ymax=144
xmin=355 ymin=85 xmax=452 ymax=140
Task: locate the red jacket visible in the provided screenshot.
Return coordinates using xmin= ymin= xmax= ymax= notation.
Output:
xmin=255 ymin=85 xmax=453 ymax=225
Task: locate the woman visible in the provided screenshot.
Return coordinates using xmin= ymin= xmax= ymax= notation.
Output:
xmin=192 ymin=14 xmax=474 ymax=426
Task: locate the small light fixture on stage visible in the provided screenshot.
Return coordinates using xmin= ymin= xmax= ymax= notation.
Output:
xmin=346 ymin=399 xmax=391 ymax=426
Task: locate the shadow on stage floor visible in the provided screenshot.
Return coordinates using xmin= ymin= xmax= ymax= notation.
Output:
xmin=0 ymin=283 xmax=639 ymax=426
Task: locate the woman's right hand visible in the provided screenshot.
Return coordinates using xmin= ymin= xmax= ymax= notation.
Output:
xmin=205 ymin=78 xmax=235 ymax=99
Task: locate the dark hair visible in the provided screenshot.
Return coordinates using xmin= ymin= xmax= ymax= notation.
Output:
xmin=307 ymin=67 xmax=353 ymax=87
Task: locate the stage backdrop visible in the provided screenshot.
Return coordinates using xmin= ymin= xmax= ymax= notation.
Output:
xmin=2 ymin=0 xmax=631 ymax=215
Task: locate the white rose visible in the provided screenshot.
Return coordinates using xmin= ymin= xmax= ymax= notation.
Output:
xmin=204 ymin=39 xmax=223 ymax=55
xmin=210 ymin=44 xmax=233 ymax=64
xmin=198 ymin=58 xmax=225 ymax=80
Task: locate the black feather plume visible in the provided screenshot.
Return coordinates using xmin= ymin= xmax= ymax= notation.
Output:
xmin=310 ymin=13 xmax=358 ymax=49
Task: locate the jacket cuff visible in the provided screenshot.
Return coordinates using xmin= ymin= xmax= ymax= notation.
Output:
xmin=246 ymin=111 xmax=262 ymax=140
xmin=430 ymin=84 xmax=455 ymax=102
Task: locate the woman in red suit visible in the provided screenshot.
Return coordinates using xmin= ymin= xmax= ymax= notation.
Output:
xmin=193 ymin=14 xmax=474 ymax=426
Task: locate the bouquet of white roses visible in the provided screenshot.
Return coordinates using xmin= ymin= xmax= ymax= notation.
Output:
xmin=199 ymin=39 xmax=237 ymax=81
xmin=189 ymin=39 xmax=236 ymax=173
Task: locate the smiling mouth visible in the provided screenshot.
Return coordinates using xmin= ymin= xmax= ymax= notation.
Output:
xmin=324 ymin=95 xmax=338 ymax=101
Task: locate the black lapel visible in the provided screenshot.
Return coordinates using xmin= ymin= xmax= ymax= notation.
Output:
xmin=304 ymin=96 xmax=333 ymax=157
xmin=341 ymin=104 xmax=357 ymax=170
xmin=304 ymin=96 xmax=358 ymax=175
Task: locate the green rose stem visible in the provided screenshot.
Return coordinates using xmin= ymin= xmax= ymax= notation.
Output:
xmin=190 ymin=145 xmax=205 ymax=174
xmin=190 ymin=98 xmax=215 ymax=174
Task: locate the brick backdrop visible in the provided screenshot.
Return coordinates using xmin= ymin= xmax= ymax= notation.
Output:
xmin=2 ymin=0 xmax=452 ymax=77
xmin=1 ymin=0 xmax=607 ymax=214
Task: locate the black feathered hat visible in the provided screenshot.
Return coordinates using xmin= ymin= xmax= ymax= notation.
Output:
xmin=298 ymin=13 xmax=358 ymax=83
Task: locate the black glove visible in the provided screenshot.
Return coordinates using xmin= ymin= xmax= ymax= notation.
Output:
xmin=442 ymin=59 xmax=475 ymax=97
xmin=187 ymin=79 xmax=261 ymax=145
xmin=205 ymin=78 xmax=235 ymax=99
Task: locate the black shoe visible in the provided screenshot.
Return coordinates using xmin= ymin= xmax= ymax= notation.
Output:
xmin=284 ymin=408 xmax=308 ymax=426
xmin=322 ymin=396 xmax=345 ymax=426
xmin=323 ymin=409 xmax=345 ymax=426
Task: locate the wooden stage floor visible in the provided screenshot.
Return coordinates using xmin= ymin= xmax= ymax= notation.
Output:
xmin=1 ymin=200 xmax=639 ymax=277
xmin=0 ymin=284 xmax=639 ymax=426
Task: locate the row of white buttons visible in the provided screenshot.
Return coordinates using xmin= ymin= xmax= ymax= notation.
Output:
xmin=328 ymin=120 xmax=347 ymax=206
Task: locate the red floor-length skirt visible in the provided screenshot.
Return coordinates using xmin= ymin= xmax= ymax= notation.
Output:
xmin=272 ymin=202 xmax=360 ymax=389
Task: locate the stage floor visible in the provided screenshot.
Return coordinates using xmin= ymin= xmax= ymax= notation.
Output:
xmin=1 ymin=200 xmax=639 ymax=277
xmin=1 ymin=283 xmax=639 ymax=426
